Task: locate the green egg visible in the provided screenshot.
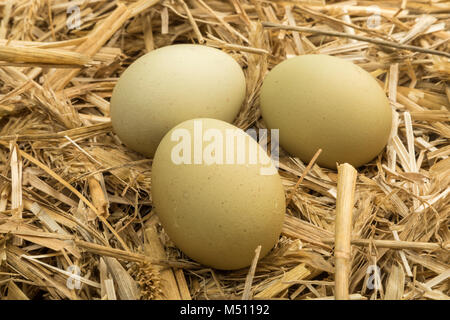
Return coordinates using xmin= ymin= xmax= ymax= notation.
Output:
xmin=111 ymin=44 xmax=246 ymax=157
xmin=260 ymin=54 xmax=392 ymax=169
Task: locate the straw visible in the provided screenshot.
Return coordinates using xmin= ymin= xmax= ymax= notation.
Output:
xmin=242 ymin=245 xmax=261 ymax=300
xmin=262 ymin=22 xmax=450 ymax=58
xmin=334 ymin=163 xmax=357 ymax=300
xmin=0 ymin=0 xmax=448 ymax=301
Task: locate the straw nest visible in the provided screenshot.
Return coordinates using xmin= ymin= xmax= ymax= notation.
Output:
xmin=0 ymin=0 xmax=449 ymax=300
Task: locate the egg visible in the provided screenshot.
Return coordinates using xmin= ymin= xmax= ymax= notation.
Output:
xmin=151 ymin=118 xmax=285 ymax=270
xmin=260 ymin=54 xmax=392 ymax=169
xmin=111 ymin=44 xmax=246 ymax=157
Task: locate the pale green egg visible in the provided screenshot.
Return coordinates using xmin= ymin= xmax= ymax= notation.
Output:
xmin=260 ymin=54 xmax=392 ymax=169
xmin=111 ymin=44 xmax=246 ymax=157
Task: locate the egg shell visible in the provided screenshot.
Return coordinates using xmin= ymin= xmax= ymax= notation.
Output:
xmin=260 ymin=54 xmax=392 ymax=169
xmin=151 ymin=118 xmax=286 ymax=270
xmin=111 ymin=44 xmax=246 ymax=157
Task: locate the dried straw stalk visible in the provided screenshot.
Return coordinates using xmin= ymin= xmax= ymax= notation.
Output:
xmin=0 ymin=0 xmax=448 ymax=301
xmin=262 ymin=22 xmax=450 ymax=58
xmin=334 ymin=163 xmax=357 ymax=300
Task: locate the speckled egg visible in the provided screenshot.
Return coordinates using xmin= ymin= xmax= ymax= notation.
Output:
xmin=151 ymin=118 xmax=285 ymax=270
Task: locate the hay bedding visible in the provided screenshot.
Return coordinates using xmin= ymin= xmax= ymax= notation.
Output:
xmin=0 ymin=0 xmax=448 ymax=300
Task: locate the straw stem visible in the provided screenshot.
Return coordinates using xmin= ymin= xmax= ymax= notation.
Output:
xmin=334 ymin=163 xmax=357 ymax=300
